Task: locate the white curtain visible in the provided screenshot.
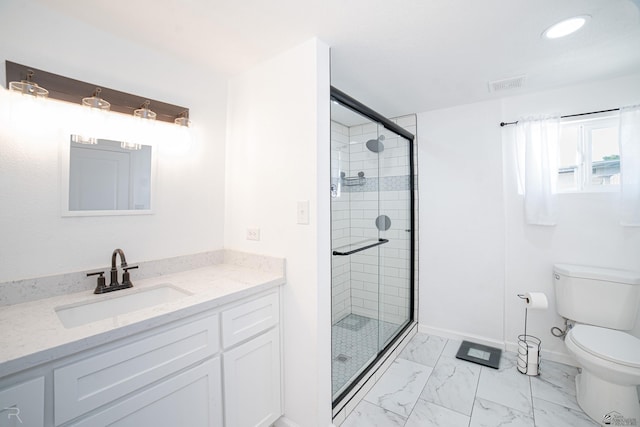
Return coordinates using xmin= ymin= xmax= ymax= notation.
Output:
xmin=620 ymin=105 xmax=640 ymax=226
xmin=515 ymin=116 xmax=560 ymax=226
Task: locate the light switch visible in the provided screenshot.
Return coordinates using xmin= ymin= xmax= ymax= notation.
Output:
xmin=297 ymin=200 xmax=309 ymax=225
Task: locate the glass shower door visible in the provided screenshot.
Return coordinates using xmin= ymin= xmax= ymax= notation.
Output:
xmin=330 ymin=88 xmax=414 ymax=405
xmin=377 ymin=126 xmax=413 ymax=348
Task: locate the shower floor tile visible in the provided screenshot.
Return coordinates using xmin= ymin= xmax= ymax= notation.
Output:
xmin=332 ymin=314 xmax=404 ymax=397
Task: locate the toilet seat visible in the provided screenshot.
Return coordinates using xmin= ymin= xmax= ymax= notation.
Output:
xmin=569 ymin=325 xmax=640 ymax=369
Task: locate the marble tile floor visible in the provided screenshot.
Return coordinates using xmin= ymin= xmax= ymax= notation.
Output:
xmin=341 ymin=332 xmax=607 ymax=427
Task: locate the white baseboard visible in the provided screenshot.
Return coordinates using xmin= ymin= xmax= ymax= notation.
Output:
xmin=418 ymin=324 xmax=578 ymax=368
xmin=274 ymin=416 xmax=335 ymax=427
xmin=505 ymin=340 xmax=577 ymax=367
xmin=274 ymin=416 xmax=301 ymax=427
xmin=418 ymin=324 xmax=505 ymax=350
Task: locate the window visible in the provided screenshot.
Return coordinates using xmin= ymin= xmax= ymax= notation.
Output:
xmin=557 ymin=113 xmax=620 ymax=192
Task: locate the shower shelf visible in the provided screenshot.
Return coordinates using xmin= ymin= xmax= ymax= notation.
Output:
xmin=332 ymin=238 xmax=389 ymax=256
xmin=341 ymin=171 xmax=366 ymax=186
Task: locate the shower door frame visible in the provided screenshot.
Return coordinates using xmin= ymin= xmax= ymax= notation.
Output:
xmin=330 ymin=86 xmax=416 ymax=408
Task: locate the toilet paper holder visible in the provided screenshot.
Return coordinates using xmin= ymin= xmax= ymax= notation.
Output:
xmin=517 ymin=334 xmax=541 ymax=376
xmin=517 ymin=294 xmax=542 ymax=376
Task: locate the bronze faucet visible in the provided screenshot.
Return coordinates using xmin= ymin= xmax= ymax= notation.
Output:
xmin=87 ymin=248 xmax=139 ymax=294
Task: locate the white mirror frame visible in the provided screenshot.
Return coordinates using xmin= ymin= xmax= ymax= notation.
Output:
xmin=60 ymin=135 xmax=157 ymax=217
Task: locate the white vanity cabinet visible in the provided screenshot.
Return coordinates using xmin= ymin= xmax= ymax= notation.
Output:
xmin=0 ymin=377 xmax=45 ymax=427
xmin=0 ymin=288 xmax=282 ymax=427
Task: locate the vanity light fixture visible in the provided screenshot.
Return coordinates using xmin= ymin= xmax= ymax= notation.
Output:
xmin=71 ymin=134 xmax=98 ymax=145
xmin=174 ymin=110 xmax=191 ymax=127
xmin=120 ymin=141 xmax=142 ymax=150
xmin=6 ymin=61 xmax=189 ymax=126
xmin=8 ymin=69 xmax=49 ymax=98
xmin=133 ymin=100 xmax=157 ymax=120
xmin=543 ymin=15 xmax=590 ymax=39
xmin=82 ymin=87 xmax=111 ymax=110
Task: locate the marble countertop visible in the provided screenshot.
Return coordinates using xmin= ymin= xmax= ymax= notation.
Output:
xmin=0 ymin=260 xmax=285 ymax=378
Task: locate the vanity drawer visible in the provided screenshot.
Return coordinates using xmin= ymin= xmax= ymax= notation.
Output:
xmin=54 ymin=314 xmax=219 ymax=426
xmin=222 ymin=291 xmax=279 ymax=348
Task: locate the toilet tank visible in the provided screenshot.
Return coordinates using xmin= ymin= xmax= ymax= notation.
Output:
xmin=553 ymin=263 xmax=640 ymax=330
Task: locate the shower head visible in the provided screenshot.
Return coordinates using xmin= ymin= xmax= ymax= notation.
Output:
xmin=365 ymin=135 xmax=385 ymax=153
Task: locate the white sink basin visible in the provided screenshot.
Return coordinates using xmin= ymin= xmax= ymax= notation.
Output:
xmin=55 ymin=284 xmax=191 ymax=328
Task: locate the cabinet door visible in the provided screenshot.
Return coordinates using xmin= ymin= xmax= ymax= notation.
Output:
xmin=0 ymin=377 xmax=44 ymax=427
xmin=223 ymin=328 xmax=281 ymax=427
xmin=71 ymin=357 xmax=222 ymax=427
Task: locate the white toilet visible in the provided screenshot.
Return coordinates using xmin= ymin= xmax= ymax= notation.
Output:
xmin=553 ymin=263 xmax=640 ymax=425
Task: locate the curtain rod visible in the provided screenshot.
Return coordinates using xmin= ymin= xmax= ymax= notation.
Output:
xmin=499 ymin=108 xmax=620 ymax=127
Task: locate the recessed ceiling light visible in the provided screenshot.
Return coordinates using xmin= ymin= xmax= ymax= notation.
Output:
xmin=543 ymin=15 xmax=590 ymax=39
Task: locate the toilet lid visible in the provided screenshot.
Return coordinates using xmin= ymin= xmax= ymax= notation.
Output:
xmin=569 ymin=325 xmax=640 ymax=368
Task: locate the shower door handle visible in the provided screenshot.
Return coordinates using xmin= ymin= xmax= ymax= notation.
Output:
xmin=332 ymin=239 xmax=389 ymax=256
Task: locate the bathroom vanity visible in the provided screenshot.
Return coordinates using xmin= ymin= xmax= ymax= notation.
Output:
xmin=0 ymin=254 xmax=285 ymax=427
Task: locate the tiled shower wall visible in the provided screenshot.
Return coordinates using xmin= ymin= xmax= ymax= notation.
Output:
xmin=331 ymin=115 xmax=418 ymax=327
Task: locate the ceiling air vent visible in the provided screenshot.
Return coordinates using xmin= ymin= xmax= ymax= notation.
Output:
xmin=488 ymin=75 xmax=526 ymax=93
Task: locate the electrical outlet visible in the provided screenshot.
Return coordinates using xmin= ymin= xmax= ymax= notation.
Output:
xmin=246 ymin=228 xmax=260 ymax=241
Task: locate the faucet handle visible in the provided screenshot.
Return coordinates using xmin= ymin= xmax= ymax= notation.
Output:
xmin=121 ymin=265 xmax=138 ymax=288
xmin=87 ymin=270 xmax=105 ymax=277
xmin=87 ymin=271 xmax=107 ymax=294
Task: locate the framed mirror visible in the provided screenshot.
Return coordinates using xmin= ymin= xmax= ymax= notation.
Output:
xmin=61 ymin=135 xmax=155 ymax=216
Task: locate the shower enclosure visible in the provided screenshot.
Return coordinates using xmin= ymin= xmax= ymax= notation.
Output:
xmin=330 ymin=87 xmax=415 ymax=406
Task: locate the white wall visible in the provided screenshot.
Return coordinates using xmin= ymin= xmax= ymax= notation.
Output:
xmin=418 ymin=99 xmax=506 ymax=346
xmin=0 ymin=1 xmax=228 ymax=281
xmin=224 ymin=39 xmax=332 ymax=427
xmin=418 ymin=73 xmax=640 ymax=363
